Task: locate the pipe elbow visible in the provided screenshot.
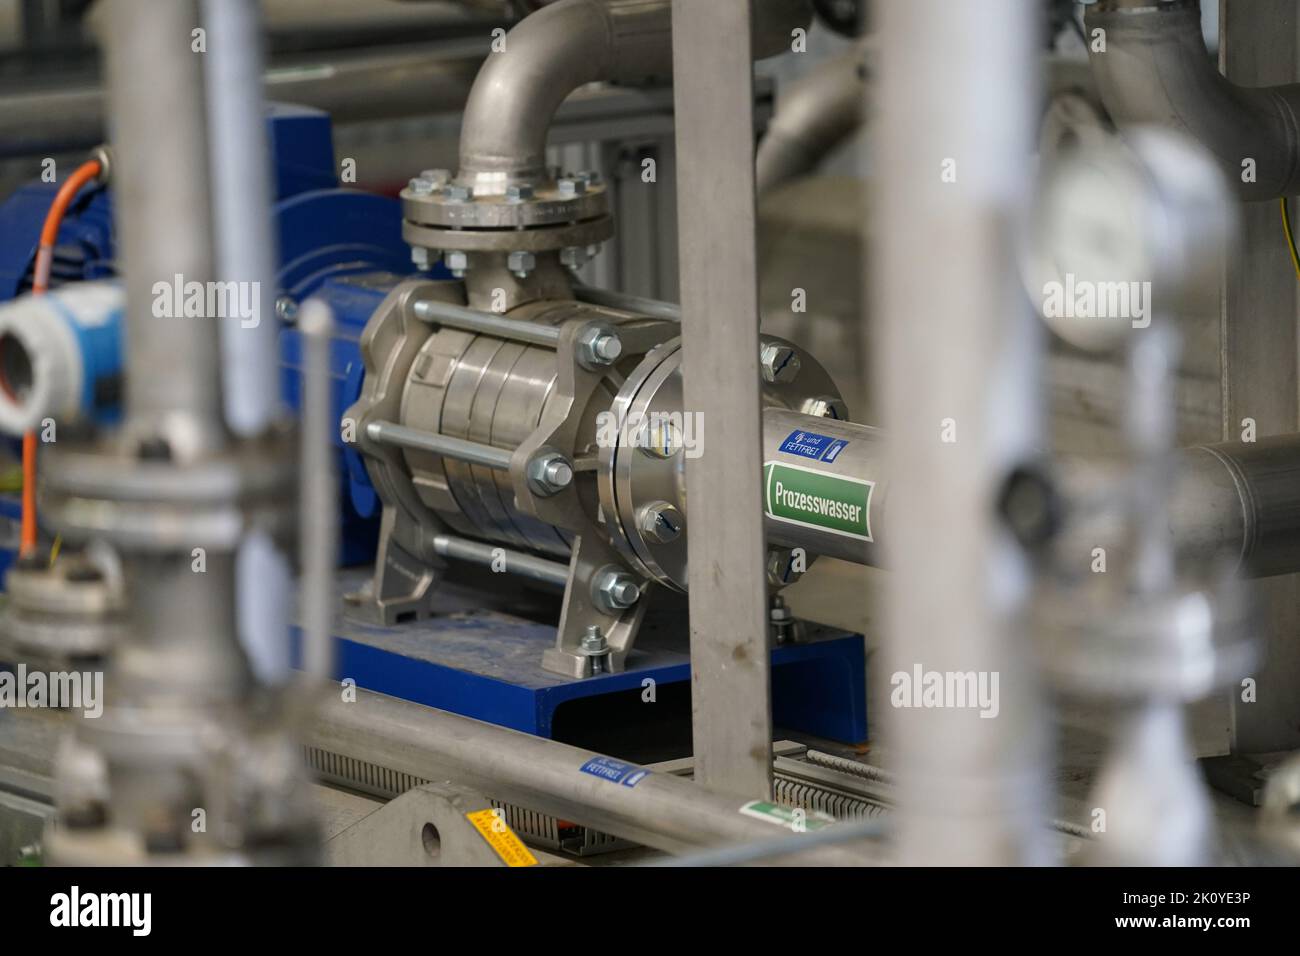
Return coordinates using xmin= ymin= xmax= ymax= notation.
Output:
xmin=756 ymin=41 xmax=867 ymax=194
xmin=458 ymin=0 xmax=630 ymax=190
xmin=457 ymin=0 xmax=813 ymax=190
xmin=1085 ymin=0 xmax=1300 ymax=201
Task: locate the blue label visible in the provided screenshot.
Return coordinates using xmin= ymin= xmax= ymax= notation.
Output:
xmin=779 ymin=429 xmax=850 ymax=463
xmin=821 ymin=439 xmax=849 ymax=463
xmin=579 ymin=756 xmax=650 ymax=787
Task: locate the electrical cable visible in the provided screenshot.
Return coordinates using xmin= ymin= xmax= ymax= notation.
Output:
xmin=21 ymin=157 xmax=102 ymax=557
xmin=1281 ymin=197 xmax=1300 ymax=281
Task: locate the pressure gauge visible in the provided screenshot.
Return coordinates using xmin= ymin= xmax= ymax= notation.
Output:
xmin=1029 ymin=126 xmax=1236 ymax=352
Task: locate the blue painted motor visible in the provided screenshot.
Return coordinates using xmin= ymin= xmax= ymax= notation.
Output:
xmin=0 ymin=103 xmax=431 ymax=565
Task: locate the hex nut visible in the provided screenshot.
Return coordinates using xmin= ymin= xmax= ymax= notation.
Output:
xmin=577 ymin=325 xmax=623 ymax=368
xmin=526 ymin=451 xmax=573 ymax=496
xmin=760 ymin=342 xmax=801 ymax=384
xmin=558 ymin=177 xmax=586 ymax=198
xmin=638 ymin=501 xmax=683 ymax=544
xmin=801 ymin=395 xmax=848 ymax=420
xmin=507 ymin=250 xmax=536 ymax=277
xmin=594 ymin=569 xmax=641 ymax=612
xmin=445 ymin=250 xmax=469 ymax=276
xmin=560 ymin=246 xmax=590 ymax=270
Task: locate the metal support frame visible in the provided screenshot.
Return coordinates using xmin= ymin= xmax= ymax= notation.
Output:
xmin=671 ymin=0 xmax=774 ymax=799
xmin=1218 ymin=0 xmax=1300 ymax=769
xmin=324 ymin=782 xmax=515 ymax=867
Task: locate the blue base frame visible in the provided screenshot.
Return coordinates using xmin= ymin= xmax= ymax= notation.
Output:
xmin=311 ymin=573 xmax=867 ymax=744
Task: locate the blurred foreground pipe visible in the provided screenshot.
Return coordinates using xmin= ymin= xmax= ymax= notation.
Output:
xmin=103 ymin=0 xmax=225 ymax=459
xmin=0 ymin=44 xmax=484 ymax=159
xmin=874 ymin=0 xmax=1049 ymax=865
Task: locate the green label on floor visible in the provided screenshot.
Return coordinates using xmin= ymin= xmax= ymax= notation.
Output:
xmin=739 ymin=800 xmax=836 ymax=831
xmin=764 ymin=461 xmax=873 ymax=542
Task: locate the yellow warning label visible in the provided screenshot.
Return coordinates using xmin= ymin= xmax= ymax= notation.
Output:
xmin=465 ymin=809 xmax=539 ymax=867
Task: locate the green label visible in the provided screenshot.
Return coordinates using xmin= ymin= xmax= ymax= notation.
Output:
xmin=764 ymin=462 xmax=873 ymax=542
xmin=738 ymin=800 xmax=836 ymax=831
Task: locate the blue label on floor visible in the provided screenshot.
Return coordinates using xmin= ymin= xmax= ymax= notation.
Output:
xmin=579 ymin=756 xmax=650 ymax=787
xmin=779 ymin=429 xmax=849 ymax=463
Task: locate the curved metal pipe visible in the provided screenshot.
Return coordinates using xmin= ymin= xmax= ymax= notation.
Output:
xmin=457 ymin=0 xmax=811 ymax=190
xmin=1084 ymin=0 xmax=1300 ymax=201
xmin=756 ymin=41 xmax=868 ymax=195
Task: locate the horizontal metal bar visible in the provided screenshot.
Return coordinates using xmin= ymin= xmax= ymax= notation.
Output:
xmin=427 ymin=532 xmax=569 ymax=588
xmin=411 ymin=298 xmax=561 ymax=347
xmin=365 ymin=420 xmax=513 ymax=470
xmin=573 ymin=285 xmax=682 ymax=322
xmin=647 ymin=816 xmax=888 ymax=868
xmin=0 ymin=41 xmax=486 ymax=159
xmin=310 ymin=688 xmax=883 ymax=863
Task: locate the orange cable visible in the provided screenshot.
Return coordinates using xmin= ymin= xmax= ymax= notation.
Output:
xmin=20 ymin=158 xmax=102 ymax=555
xmin=20 ymin=431 xmax=36 ymax=556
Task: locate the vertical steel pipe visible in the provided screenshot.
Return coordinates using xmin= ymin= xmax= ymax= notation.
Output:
xmin=101 ymin=0 xmax=225 ymax=460
xmin=298 ymin=300 xmax=337 ymax=683
xmin=202 ymin=0 xmax=282 ymax=437
xmin=873 ymin=0 xmax=1049 ymax=864
xmin=204 ymin=0 xmax=294 ymax=687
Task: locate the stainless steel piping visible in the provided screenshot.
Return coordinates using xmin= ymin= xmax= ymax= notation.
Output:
xmin=874 ymin=0 xmax=1049 ymax=865
xmin=0 ymin=43 xmax=485 ymax=159
xmin=1084 ymin=0 xmax=1300 ymax=201
xmin=203 ymin=0 xmax=282 ymax=438
xmin=1174 ymin=437 xmax=1300 ymax=577
xmin=455 ymin=0 xmax=812 ymax=191
xmin=42 ymin=0 xmax=312 ymax=864
xmin=311 ymin=687 xmax=882 ymax=862
xmin=760 ymin=407 xmax=884 ymax=567
xmin=205 ymin=0 xmax=296 ymax=690
xmin=1055 ymin=435 xmax=1300 ymax=580
xmin=100 ymin=0 xmax=225 ymax=460
xmin=756 ymin=40 xmax=868 ymax=195
xmin=299 ymin=300 xmax=338 ymax=683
